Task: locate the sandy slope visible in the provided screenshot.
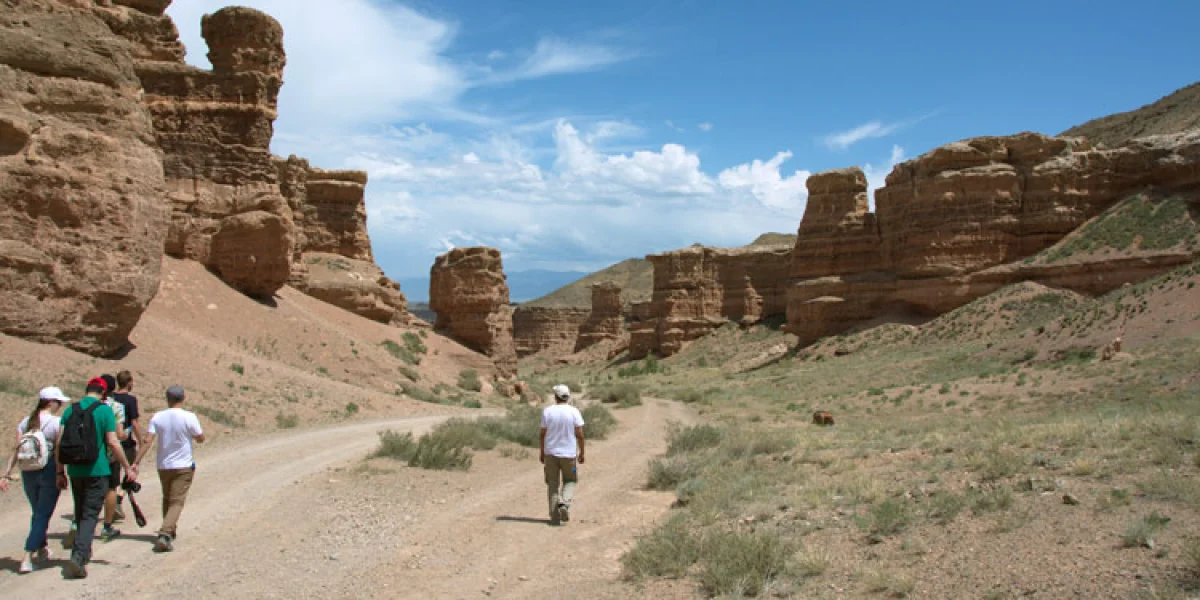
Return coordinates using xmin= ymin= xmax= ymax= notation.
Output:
xmin=0 ymin=399 xmax=693 ymax=598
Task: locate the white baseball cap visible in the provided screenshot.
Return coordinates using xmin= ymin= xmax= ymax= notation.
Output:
xmin=552 ymin=384 xmax=571 ymax=400
xmin=38 ymin=386 xmax=70 ymax=403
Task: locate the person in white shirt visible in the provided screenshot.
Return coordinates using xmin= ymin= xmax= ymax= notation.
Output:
xmin=540 ymin=384 xmax=585 ymax=525
xmin=133 ymin=385 xmax=204 ymax=552
xmin=1 ymin=386 xmax=68 ymax=573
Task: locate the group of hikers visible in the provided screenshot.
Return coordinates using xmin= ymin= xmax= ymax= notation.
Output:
xmin=2 ymin=372 xmax=204 ymax=579
xmin=2 ymin=376 xmax=587 ymax=579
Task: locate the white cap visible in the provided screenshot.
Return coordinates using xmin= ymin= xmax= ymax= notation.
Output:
xmin=552 ymin=384 xmax=571 ymax=401
xmin=38 ymin=386 xmax=70 ymax=402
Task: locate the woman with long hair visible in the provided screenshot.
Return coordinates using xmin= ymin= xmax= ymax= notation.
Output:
xmin=1 ymin=386 xmax=69 ymax=574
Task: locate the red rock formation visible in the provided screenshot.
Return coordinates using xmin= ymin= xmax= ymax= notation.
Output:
xmin=0 ymin=0 xmax=170 ymax=355
xmin=512 ymin=306 xmax=589 ymax=357
xmin=790 ymin=167 xmax=881 ymax=279
xmin=100 ymin=3 xmax=294 ymax=299
xmin=429 ymin=247 xmax=518 ymax=376
xmin=575 ymin=282 xmax=626 ymax=352
xmin=786 ymin=130 xmax=1200 ymax=344
xmin=630 ymin=242 xmax=791 ymax=357
xmin=276 ymin=156 xmax=408 ymax=324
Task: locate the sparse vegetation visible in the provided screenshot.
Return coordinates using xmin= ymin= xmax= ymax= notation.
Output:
xmin=193 ymin=405 xmax=244 ymax=428
xmin=1122 ymin=511 xmax=1171 ymax=548
xmin=230 ymin=363 xmax=244 ymax=375
xmin=275 ymin=411 xmax=299 ymax=429
xmin=381 ymin=339 xmax=421 ymax=365
xmin=595 ymin=382 xmax=642 ymax=407
xmin=457 ymin=369 xmax=483 ymax=392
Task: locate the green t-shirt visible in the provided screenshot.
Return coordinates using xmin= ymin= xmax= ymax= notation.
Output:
xmin=60 ymin=396 xmax=116 ymax=478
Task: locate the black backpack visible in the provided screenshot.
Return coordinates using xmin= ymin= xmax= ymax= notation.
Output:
xmin=59 ymin=402 xmax=101 ymax=466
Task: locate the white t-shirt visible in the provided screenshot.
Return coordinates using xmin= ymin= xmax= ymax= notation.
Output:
xmin=148 ymin=408 xmax=203 ymax=470
xmin=18 ymin=413 xmax=61 ymax=453
xmin=541 ymin=403 xmax=584 ymax=458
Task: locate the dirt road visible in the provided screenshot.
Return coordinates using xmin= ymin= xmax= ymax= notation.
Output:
xmin=0 ymin=400 xmax=691 ymax=599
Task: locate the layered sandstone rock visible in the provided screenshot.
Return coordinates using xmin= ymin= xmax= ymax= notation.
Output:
xmin=512 ymin=306 xmax=589 ymax=357
xmin=293 ymin=253 xmax=409 ymax=325
xmin=630 ymin=243 xmax=791 ymax=357
xmin=275 ymin=157 xmax=407 ymax=324
xmin=429 ymin=247 xmax=517 ymax=376
xmin=0 ymin=0 xmax=170 ymax=354
xmin=790 ymin=168 xmax=881 ymax=279
xmin=103 ymin=4 xmax=294 ymax=299
xmin=786 ymin=130 xmax=1200 ymax=344
xmin=575 ymin=282 xmax=625 ymax=352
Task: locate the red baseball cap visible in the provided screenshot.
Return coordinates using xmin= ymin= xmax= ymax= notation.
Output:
xmin=87 ymin=377 xmax=109 ymax=393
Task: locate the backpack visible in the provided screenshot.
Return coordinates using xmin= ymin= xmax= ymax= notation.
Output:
xmin=17 ymin=429 xmax=49 ymax=471
xmin=58 ymin=402 xmax=101 ymax=466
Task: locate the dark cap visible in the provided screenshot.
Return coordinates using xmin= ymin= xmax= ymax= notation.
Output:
xmin=166 ymin=385 xmax=186 ymax=401
xmin=100 ymin=374 xmax=117 ymax=395
xmin=86 ymin=377 xmax=109 ymax=393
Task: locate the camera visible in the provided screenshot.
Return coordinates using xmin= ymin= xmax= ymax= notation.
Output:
xmin=121 ymin=479 xmax=141 ymax=493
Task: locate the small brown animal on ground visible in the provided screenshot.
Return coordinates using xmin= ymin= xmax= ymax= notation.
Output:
xmin=812 ymin=411 xmax=835 ymax=426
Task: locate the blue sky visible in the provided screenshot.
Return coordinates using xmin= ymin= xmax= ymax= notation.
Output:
xmin=167 ymin=0 xmax=1200 ymax=282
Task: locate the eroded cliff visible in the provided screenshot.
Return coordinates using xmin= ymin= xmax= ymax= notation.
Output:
xmin=429 ymin=247 xmax=518 ymax=376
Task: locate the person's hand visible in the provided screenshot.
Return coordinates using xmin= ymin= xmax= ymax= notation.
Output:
xmin=56 ymin=472 xmax=68 ymax=491
xmin=125 ymin=468 xmax=138 ymax=483
xmin=578 ymin=454 xmax=585 ymax=465
xmin=539 ymin=452 xmax=545 ymax=465
xmin=0 ymin=477 xmax=10 ymax=492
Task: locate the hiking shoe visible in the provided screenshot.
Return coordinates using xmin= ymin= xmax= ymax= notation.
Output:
xmin=62 ymin=523 xmax=77 ymax=550
xmin=64 ymin=558 xmax=87 ymax=579
xmin=114 ymin=505 xmax=126 ymax=522
xmin=36 ymin=547 xmax=52 ymax=563
xmin=556 ymin=503 xmax=570 ymax=524
xmin=153 ymin=535 xmax=173 ymax=553
xmin=19 ymin=557 xmax=34 ymax=574
xmin=101 ymin=525 xmax=121 ymax=541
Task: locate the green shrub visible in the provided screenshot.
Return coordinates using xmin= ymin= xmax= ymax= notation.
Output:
xmin=698 ymin=529 xmax=792 ymax=597
xmin=373 ymin=430 xmax=417 ymax=460
xmin=457 ymin=369 xmax=483 ymax=392
xmin=646 ymin=455 xmax=701 ymax=491
xmin=969 ymin=487 xmax=1014 ymax=514
xmin=398 ymin=366 xmax=419 ymax=382
xmin=596 ymin=383 xmax=643 ymax=407
xmin=344 ymin=402 xmax=359 ymax=416
xmin=429 ymin=418 xmax=498 ymax=450
xmin=1122 ymin=511 xmax=1171 ymax=548
xmin=621 ymin=514 xmax=700 ymax=579
xmin=230 ymin=363 xmax=244 ymax=376
xmin=477 ymin=404 xmax=542 ymax=448
xmin=666 ymin=424 xmax=723 ymax=456
xmin=858 ymin=498 xmax=912 ymax=537
xmin=193 ymin=405 xmax=244 ymax=428
xmin=925 ymin=491 xmax=966 ymax=524
xmin=381 ymin=339 xmax=421 ymax=365
xmin=618 ymin=356 xmax=665 ymax=378
xmin=566 ymin=380 xmax=584 ymax=394
xmin=402 ymin=331 xmax=427 ymax=355
xmin=407 ymin=429 xmax=474 ymax=471
xmin=275 ymin=411 xmax=299 ymax=429
xmin=400 ymin=382 xmax=443 ymax=404
xmin=463 ymin=398 xmax=483 ymax=409
xmin=582 ymin=403 xmax=617 ymax=440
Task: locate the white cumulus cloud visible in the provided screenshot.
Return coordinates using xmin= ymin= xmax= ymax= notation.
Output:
xmin=717 ymin=151 xmax=811 ymax=212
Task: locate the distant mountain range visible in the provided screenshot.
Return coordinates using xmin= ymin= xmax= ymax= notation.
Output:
xmin=397 ymin=269 xmax=589 ymax=304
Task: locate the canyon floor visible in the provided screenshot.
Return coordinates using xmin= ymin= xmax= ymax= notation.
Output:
xmin=0 ymin=399 xmax=693 ymax=599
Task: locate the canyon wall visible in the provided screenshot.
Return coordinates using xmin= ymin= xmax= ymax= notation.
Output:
xmin=786 ymin=131 xmax=1200 ymax=344
xmin=629 ymin=243 xmax=791 ymax=358
xmin=429 ymin=247 xmax=517 ymax=376
xmin=0 ymin=0 xmax=170 ymax=355
xmin=512 ymin=306 xmax=589 ymax=357
xmin=575 ymin=282 xmax=626 ymax=352
xmin=114 ymin=2 xmax=406 ymax=318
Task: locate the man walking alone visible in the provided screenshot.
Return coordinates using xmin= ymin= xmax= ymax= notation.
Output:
xmin=134 ymin=385 xmax=204 ymax=552
xmin=540 ymin=384 xmax=584 ymax=525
